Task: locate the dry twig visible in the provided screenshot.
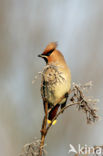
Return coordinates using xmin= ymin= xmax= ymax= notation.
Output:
xmin=20 ymin=65 xmax=99 ymax=156
xmin=19 ymin=81 xmax=99 ymax=156
xmin=38 ymin=81 xmax=99 ymax=156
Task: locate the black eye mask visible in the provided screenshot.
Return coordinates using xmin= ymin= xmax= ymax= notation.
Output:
xmin=44 ymin=48 xmax=55 ymax=56
xmin=43 ymin=57 xmax=48 ymax=63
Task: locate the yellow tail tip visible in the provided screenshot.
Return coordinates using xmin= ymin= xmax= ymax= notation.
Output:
xmin=52 ymin=120 xmax=57 ymax=125
xmin=47 ymin=119 xmax=57 ymax=125
xmin=47 ymin=119 xmax=52 ymax=124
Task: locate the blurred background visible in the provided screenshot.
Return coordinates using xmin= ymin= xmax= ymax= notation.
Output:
xmin=0 ymin=0 xmax=103 ymax=155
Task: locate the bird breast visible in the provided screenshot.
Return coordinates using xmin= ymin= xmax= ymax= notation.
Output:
xmin=41 ymin=64 xmax=71 ymax=105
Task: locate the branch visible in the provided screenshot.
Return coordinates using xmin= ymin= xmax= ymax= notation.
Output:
xmin=39 ymin=101 xmax=48 ymax=156
xmin=38 ymin=81 xmax=99 ymax=155
xmin=19 ymin=82 xmax=99 ymax=156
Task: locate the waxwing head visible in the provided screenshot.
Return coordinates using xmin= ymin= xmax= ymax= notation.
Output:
xmin=38 ymin=42 xmax=65 ymax=64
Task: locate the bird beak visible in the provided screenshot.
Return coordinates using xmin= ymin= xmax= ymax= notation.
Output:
xmin=38 ymin=54 xmax=47 ymax=59
xmin=38 ymin=54 xmax=43 ymax=57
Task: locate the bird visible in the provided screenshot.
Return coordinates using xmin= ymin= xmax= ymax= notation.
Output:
xmin=38 ymin=42 xmax=71 ymax=125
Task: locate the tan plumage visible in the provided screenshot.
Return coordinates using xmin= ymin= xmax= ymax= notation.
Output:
xmin=38 ymin=42 xmax=71 ymax=123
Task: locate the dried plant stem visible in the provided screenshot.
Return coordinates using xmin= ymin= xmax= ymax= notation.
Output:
xmin=39 ymin=101 xmax=48 ymax=156
xmin=39 ymin=90 xmax=75 ymax=155
xmin=39 ymin=83 xmax=99 ymax=155
xmin=19 ymin=82 xmax=99 ymax=156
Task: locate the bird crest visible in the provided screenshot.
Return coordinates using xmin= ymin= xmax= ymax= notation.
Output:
xmin=42 ymin=42 xmax=58 ymax=55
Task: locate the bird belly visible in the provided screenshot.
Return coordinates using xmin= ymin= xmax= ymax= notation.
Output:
xmin=45 ymin=79 xmax=69 ymax=105
xmin=41 ymin=64 xmax=71 ymax=106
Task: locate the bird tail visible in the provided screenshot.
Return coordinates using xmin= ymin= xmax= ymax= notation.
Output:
xmin=47 ymin=104 xmax=60 ymax=125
